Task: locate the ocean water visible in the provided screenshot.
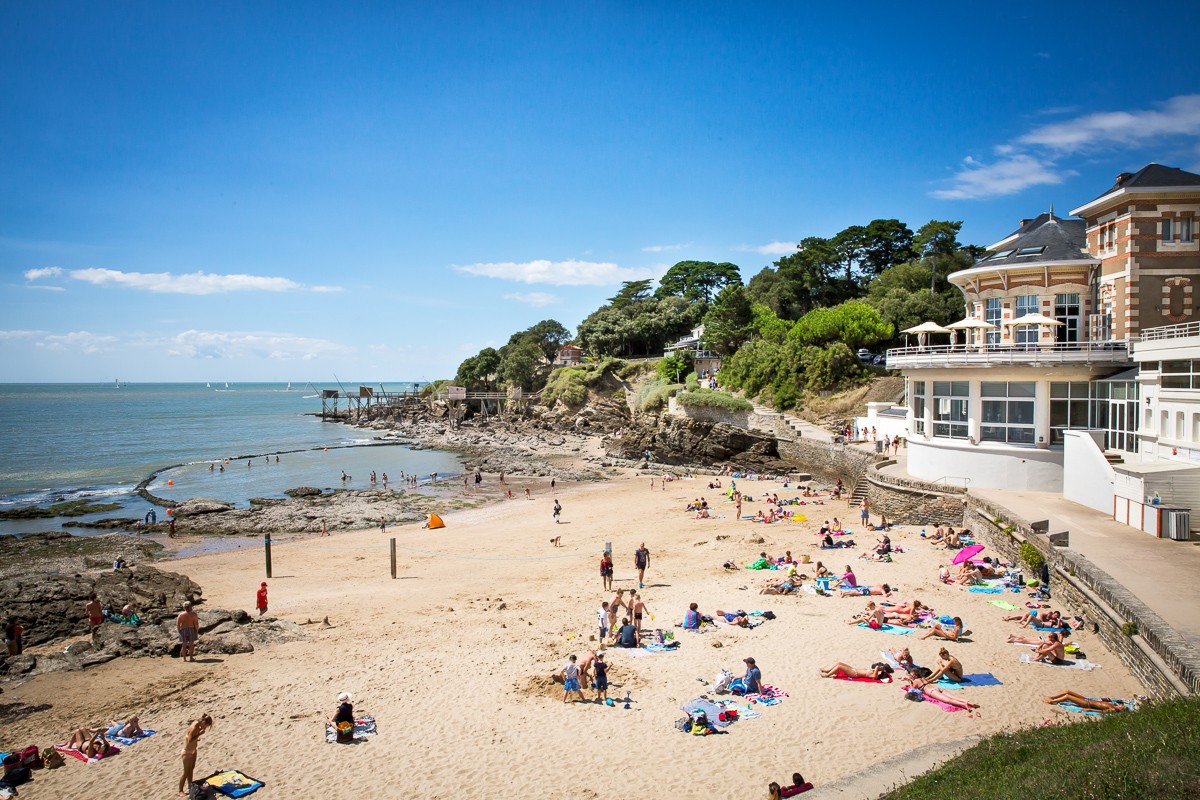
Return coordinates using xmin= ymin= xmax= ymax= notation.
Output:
xmin=0 ymin=382 xmax=463 ymax=535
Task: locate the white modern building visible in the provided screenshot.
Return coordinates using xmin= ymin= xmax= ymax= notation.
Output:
xmin=887 ymin=164 xmax=1200 ymax=532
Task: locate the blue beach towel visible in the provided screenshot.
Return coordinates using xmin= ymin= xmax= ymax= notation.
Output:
xmin=936 ymin=672 xmax=1003 ymax=688
xmin=109 ymin=729 xmax=156 ymax=747
xmin=857 ymin=622 xmax=913 ymax=635
xmin=640 ymin=642 xmax=678 ymax=653
xmin=968 ymin=587 xmax=1003 ymax=594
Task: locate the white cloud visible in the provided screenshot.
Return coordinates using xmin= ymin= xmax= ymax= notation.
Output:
xmin=736 ymin=241 xmax=798 ymax=256
xmin=24 ymin=267 xmax=63 ymax=281
xmin=70 ymin=268 xmax=300 ymax=295
xmin=1019 ymin=94 xmax=1200 ymax=153
xmin=0 ymin=329 xmax=47 ymax=341
xmin=165 ymin=329 xmax=349 ymax=361
xmin=931 ymin=154 xmax=1068 ymax=200
xmin=932 ymin=94 xmax=1200 ymax=200
xmin=29 ymin=285 xmax=66 ymax=292
xmin=22 ymin=266 xmax=342 ymax=295
xmin=37 ymin=331 xmax=117 ymax=354
xmin=504 ymin=291 xmax=562 ymax=307
xmin=454 ymin=259 xmax=651 ymax=286
xmin=641 ymin=242 xmax=692 ymax=253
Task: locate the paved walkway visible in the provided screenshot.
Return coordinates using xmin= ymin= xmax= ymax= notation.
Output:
xmin=867 ymin=448 xmax=1200 ymax=646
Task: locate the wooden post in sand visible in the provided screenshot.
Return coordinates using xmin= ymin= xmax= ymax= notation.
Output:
xmin=264 ymin=534 xmax=273 ymax=579
xmin=390 ymin=537 xmax=397 ymax=578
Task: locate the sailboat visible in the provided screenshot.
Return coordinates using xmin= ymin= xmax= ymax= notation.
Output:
xmin=286 ymin=381 xmax=292 ymax=391
xmin=225 ymin=382 xmax=229 ymax=388
xmin=114 ymin=378 xmax=120 ymax=388
xmin=206 ymin=382 xmax=211 ymax=388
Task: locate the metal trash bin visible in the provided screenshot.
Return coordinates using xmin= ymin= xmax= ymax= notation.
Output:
xmin=874 ymin=441 xmax=883 ymax=453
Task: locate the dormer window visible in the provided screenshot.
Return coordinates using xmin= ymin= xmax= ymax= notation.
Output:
xmin=988 ymin=249 xmax=1015 ymax=260
xmin=1015 ymin=246 xmax=1045 ymax=257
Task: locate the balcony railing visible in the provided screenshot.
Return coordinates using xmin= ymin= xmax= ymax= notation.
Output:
xmin=1141 ymin=320 xmax=1200 ymax=342
xmin=886 ymin=340 xmax=1131 ymax=369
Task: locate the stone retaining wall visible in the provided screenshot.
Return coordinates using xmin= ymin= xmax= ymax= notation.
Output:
xmin=965 ymin=495 xmax=1199 ymax=698
xmin=864 ymin=464 xmax=968 ymax=527
xmin=776 ymin=432 xmax=878 ymax=484
xmin=667 ymin=396 xmax=751 ymax=428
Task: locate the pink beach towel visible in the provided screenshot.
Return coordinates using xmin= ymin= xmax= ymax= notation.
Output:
xmin=903 ymin=687 xmax=963 ymax=712
xmin=54 ymin=743 xmax=121 ymax=763
xmin=831 ymin=672 xmax=891 ymax=684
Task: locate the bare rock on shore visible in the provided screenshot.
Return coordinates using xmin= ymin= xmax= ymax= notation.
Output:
xmin=0 ymin=564 xmax=201 ymax=648
xmin=173 ymin=498 xmax=235 ymax=516
xmin=285 ymin=487 xmax=323 ymax=498
xmin=607 ymin=414 xmax=783 ymax=468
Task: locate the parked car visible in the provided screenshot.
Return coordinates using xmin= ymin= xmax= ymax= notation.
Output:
xmin=856 ymin=348 xmax=872 ymax=363
xmin=873 ymin=355 xmax=886 ymax=366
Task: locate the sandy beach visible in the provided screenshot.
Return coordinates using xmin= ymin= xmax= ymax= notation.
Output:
xmin=2 ymin=469 xmax=1144 ymax=799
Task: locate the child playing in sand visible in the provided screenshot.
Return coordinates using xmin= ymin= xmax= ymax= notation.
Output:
xmin=561 ymin=655 xmax=584 ymax=703
xmin=592 ymin=652 xmax=609 ymax=702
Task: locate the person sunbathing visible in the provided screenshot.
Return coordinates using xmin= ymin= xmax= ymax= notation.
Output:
xmin=1031 ymin=632 xmax=1067 ymax=664
xmin=715 ymin=609 xmax=751 ymax=627
xmin=887 ymin=647 xmax=915 ymax=671
xmin=780 ymin=772 xmax=813 ymax=796
xmin=66 ymin=728 xmax=113 ymax=759
xmin=920 ymin=616 xmax=963 ymax=641
xmin=105 ymin=715 xmax=143 ymax=738
xmin=955 ymin=564 xmax=983 ymax=585
xmin=838 ymin=583 xmax=891 ymax=597
xmin=912 ymin=648 xmax=962 ymax=687
xmin=818 ymin=661 xmax=893 ymax=681
xmin=884 ymin=600 xmax=928 ymax=625
xmin=848 ymin=602 xmax=887 ymax=628
xmin=1043 ymin=691 xmax=1130 ymax=714
xmin=908 ymin=682 xmax=979 ymax=711
xmin=1007 ymin=609 xmax=1060 ymax=629
xmin=822 ymin=534 xmax=855 ymax=549
xmin=1006 ymin=633 xmax=1053 ymax=645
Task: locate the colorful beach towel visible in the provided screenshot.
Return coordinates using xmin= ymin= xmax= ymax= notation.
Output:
xmin=1020 ymin=653 xmax=1099 ymax=670
xmin=936 ymin=673 xmax=1003 ymax=688
xmin=880 ymin=650 xmax=927 ymax=673
xmin=54 ymin=742 xmax=122 ymax=763
xmin=325 ymin=716 xmax=377 ymax=744
xmin=988 ymin=600 xmax=1019 ymax=611
xmin=968 ymin=587 xmax=1003 ymax=594
xmin=857 ymin=622 xmax=913 ymax=635
xmin=202 ymin=769 xmax=265 ymax=798
xmin=1054 ymin=698 xmax=1133 ymax=717
xmin=109 ymin=729 xmax=156 ymax=747
xmin=903 ymin=687 xmax=963 ymax=712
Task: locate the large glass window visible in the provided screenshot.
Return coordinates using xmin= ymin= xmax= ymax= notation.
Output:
xmin=981 ymin=382 xmax=1036 ymax=444
xmin=911 ymin=380 xmax=926 ymax=436
xmin=1162 ymin=360 xmax=1200 ymax=390
xmin=1050 ymin=382 xmax=1091 ymax=443
xmin=985 ymin=299 xmax=1002 ymax=345
xmin=1014 ymin=295 xmax=1040 ymax=345
xmin=1054 ymin=293 xmax=1080 ymax=344
xmin=932 ymin=381 xmax=969 ymax=439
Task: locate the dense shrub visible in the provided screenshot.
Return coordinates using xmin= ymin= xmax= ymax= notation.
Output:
xmin=1019 ymin=541 xmax=1045 ymax=572
xmin=541 ymin=367 xmax=589 ymax=408
xmin=676 ymin=389 xmax=753 ymax=413
xmin=635 ymin=377 xmax=683 ymax=412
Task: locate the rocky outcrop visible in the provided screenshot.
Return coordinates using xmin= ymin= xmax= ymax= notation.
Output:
xmin=0 ymin=564 xmax=201 ymax=648
xmin=607 ymin=414 xmax=784 ymax=469
xmin=1 ymin=609 xmax=303 ymax=678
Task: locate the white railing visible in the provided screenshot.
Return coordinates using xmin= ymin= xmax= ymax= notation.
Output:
xmin=1141 ymin=320 xmax=1200 ymax=342
xmin=886 ymin=340 xmax=1131 ymax=368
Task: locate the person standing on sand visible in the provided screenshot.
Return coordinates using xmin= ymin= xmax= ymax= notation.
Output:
xmin=607 ymin=589 xmax=626 ymax=632
xmin=600 ymin=551 xmax=614 ymax=591
xmin=85 ymin=593 xmax=103 ymax=633
xmin=177 ymin=602 xmax=199 ymax=661
xmin=860 ymin=498 xmax=870 ymax=528
xmin=256 ymin=582 xmax=268 ymax=616
xmin=499 ymin=470 xmax=506 ymax=486
xmin=380 ymin=516 xmax=387 ymax=533
xmin=169 ymin=517 xmax=176 ymax=538
xmin=592 ymin=651 xmax=609 ymax=703
xmin=474 ymin=468 xmax=482 ymax=492
xmin=634 ymin=543 xmax=650 ymax=588
xmin=178 ymin=713 xmax=212 ymax=796
xmin=561 ymin=654 xmax=584 ymax=703
xmin=629 ymin=591 xmax=650 ymax=636
xmin=553 ymin=499 xmax=562 ymax=523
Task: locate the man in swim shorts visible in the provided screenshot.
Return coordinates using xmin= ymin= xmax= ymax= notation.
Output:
xmin=85 ymin=593 xmax=103 ymax=632
xmin=629 ymin=592 xmax=650 ymax=636
xmin=177 ymin=602 xmax=199 ymax=662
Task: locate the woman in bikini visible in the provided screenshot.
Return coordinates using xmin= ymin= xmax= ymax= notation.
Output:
xmin=1043 ymin=691 xmax=1130 ymax=713
xmin=66 ymin=727 xmax=113 ymax=758
xmin=913 ymin=648 xmax=962 ymax=688
xmin=910 ymin=682 xmax=979 ymax=711
xmin=178 ymin=714 xmax=213 ymax=796
xmin=920 ymin=616 xmax=963 ymax=641
xmin=818 ymin=661 xmax=893 ymax=680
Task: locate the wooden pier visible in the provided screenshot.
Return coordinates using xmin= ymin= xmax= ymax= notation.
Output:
xmin=318 ymin=385 xmax=537 ymax=426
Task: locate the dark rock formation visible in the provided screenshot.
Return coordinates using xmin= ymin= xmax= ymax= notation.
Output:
xmin=607 ymin=414 xmax=783 ymax=468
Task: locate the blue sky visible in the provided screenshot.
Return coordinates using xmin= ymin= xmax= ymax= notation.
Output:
xmin=2 ymin=2 xmax=1198 ymax=382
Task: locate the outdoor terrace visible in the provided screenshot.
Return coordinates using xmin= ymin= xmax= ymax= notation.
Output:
xmin=886 ymin=340 xmax=1132 ymax=370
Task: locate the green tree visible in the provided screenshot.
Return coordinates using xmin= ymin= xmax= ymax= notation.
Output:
xmin=788 ymin=301 xmax=893 ymax=351
xmin=514 ymin=319 xmax=572 ymax=361
xmin=701 ymin=285 xmax=754 ymax=354
xmin=577 ymin=295 xmax=696 ymax=358
xmin=608 ymin=279 xmax=653 ymax=308
xmin=833 ymin=225 xmax=869 ymax=283
xmin=657 ymin=352 xmax=693 ymax=383
xmin=497 ymin=339 xmax=545 ymax=391
xmin=655 ymin=261 xmax=742 ymax=304
xmin=861 ymin=219 xmax=916 ymax=276
xmin=865 ymin=256 xmax=970 ymax=345
xmin=915 ymin=219 xmax=964 ymax=258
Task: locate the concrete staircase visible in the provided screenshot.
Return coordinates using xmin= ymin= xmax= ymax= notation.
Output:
xmin=1103 ymin=451 xmax=1125 ymax=465
xmin=848 ymin=478 xmax=870 ymax=507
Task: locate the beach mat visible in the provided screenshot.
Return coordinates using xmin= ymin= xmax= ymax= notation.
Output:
xmin=831 ymin=672 xmax=891 ymax=684
xmin=1020 ymin=653 xmax=1099 ymax=670
xmin=1054 ymin=698 xmax=1133 ymax=717
xmin=109 ymin=729 xmax=156 ymax=747
xmin=880 ymin=650 xmax=927 ymax=672
xmin=988 ymin=600 xmax=1019 ymax=611
xmin=202 ymin=769 xmax=265 ymax=798
xmin=325 ymin=715 xmax=377 ymax=744
xmin=856 ymin=622 xmax=912 ymax=635
xmin=936 ymin=673 xmax=1003 ymax=688
xmin=968 ymin=587 xmax=1002 ymax=594
xmin=54 ymin=742 xmax=121 ymax=763
xmin=903 ymin=687 xmax=963 ymax=712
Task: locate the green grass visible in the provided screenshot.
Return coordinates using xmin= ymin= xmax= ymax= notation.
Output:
xmin=881 ymin=697 xmax=1200 ymax=800
xmin=635 ymin=377 xmax=682 ymax=412
xmin=675 ymin=388 xmax=753 ymax=413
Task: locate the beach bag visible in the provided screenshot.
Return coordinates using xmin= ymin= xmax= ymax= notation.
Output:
xmin=713 ymin=669 xmax=734 ymax=694
xmin=674 ymin=715 xmax=691 ymax=733
xmin=189 ymin=781 xmax=218 ymax=800
xmin=905 ymin=689 xmax=924 ymax=702
xmin=16 ymin=748 xmax=40 ymax=771
xmin=763 ymin=611 xmax=776 ymax=620
xmin=41 ymin=748 xmax=63 ymax=770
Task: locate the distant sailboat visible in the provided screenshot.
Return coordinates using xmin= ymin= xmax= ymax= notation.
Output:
xmin=286 ymin=381 xmax=292 ymax=391
xmin=206 ymin=382 xmax=211 ymax=388
xmin=114 ymin=378 xmax=121 ymax=388
xmin=225 ymin=382 xmax=229 ymax=388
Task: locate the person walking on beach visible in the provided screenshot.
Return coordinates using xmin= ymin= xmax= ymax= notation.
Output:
xmin=634 ymin=543 xmax=650 ymax=588
xmin=600 ymin=551 xmax=614 ymax=591
xmin=178 ymin=713 xmax=213 ymax=796
xmin=169 ymin=517 xmax=176 ymax=538
xmin=85 ymin=593 xmax=103 ymax=633
xmin=177 ymin=602 xmax=199 ymax=662
xmin=256 ymin=582 xmax=268 ymax=616
xmin=320 ymin=518 xmax=328 ymax=537
xmin=499 ymin=470 xmax=506 ymax=486
xmin=553 ymin=499 xmax=562 ymax=523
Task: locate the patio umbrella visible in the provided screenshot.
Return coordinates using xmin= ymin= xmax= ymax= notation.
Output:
xmin=952 ymin=543 xmax=985 ymax=565
xmin=946 ymin=318 xmax=996 ymax=347
xmin=1003 ymin=313 xmax=1063 ymax=344
xmin=901 ymin=321 xmax=952 ymax=349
